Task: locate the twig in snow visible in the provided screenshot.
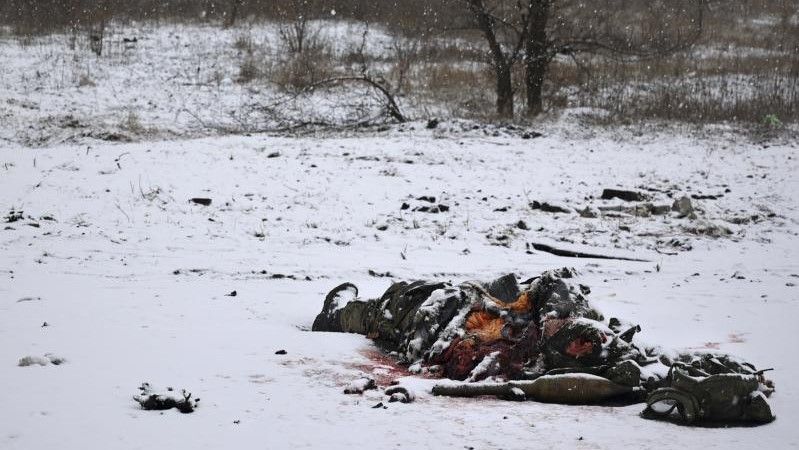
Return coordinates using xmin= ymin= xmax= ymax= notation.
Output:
xmin=529 ymin=242 xmax=651 ymax=262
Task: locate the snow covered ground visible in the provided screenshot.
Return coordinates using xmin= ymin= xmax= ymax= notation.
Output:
xmin=0 ymin=22 xmax=409 ymax=147
xmin=1 ymin=125 xmax=798 ymax=449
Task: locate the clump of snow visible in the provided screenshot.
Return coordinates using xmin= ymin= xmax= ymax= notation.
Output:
xmin=331 ymin=285 xmax=358 ymax=312
xmin=17 ymin=356 xmax=50 ymax=367
xmin=133 ymin=383 xmax=199 ymax=414
xmin=408 ymin=362 xmax=422 ymax=374
xmin=424 ymin=286 xmax=481 ymax=361
xmin=415 ymin=288 xmax=452 ymax=317
xmin=385 ymin=386 xmax=414 ymax=403
xmin=343 ymin=376 xmax=376 ymax=394
xmin=467 ymin=351 xmax=502 ymax=382
xmin=17 ymin=354 xmax=66 ymax=367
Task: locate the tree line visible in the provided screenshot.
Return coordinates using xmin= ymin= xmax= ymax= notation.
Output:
xmin=1 ymin=1 xmax=786 ymax=119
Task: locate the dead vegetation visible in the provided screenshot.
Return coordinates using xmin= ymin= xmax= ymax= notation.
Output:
xmin=0 ymin=0 xmax=796 ymax=130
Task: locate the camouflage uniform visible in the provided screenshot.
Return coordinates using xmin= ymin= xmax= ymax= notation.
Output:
xmin=312 ymin=268 xmax=775 ymax=423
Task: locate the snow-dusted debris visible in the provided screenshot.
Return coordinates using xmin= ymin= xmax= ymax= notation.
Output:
xmin=17 ymin=354 xmax=66 ymax=367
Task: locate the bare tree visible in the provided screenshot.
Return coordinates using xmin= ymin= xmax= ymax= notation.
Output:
xmin=224 ymin=0 xmax=244 ymax=28
xmin=456 ymin=0 xmax=706 ymax=117
xmin=463 ymin=0 xmax=526 ymax=118
xmin=276 ymin=0 xmax=320 ymax=54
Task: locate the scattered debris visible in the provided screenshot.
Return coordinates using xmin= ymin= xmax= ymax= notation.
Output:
xmin=530 ymin=201 xmax=571 ymax=214
xmin=368 ymin=269 xmax=393 ymax=278
xmin=385 ymin=386 xmax=414 ymax=403
xmin=189 ymin=198 xmax=212 ymax=206
xmin=725 ymin=215 xmax=760 ymax=225
xmin=414 ymin=204 xmax=450 ymax=213
xmin=528 ymin=242 xmax=651 ymax=262
xmin=691 ymin=194 xmax=722 ymax=200
xmin=598 ymin=203 xmax=671 ymax=217
xmin=4 ymin=209 xmax=24 ymax=223
xmin=48 ymin=355 xmax=66 ymax=365
xmin=521 ymin=131 xmax=543 ymax=139
xmin=487 ymin=232 xmax=512 ymax=247
xmin=672 ymin=196 xmax=694 ymax=218
xmin=344 ymin=377 xmax=377 ymax=394
xmin=18 ymin=354 xmax=65 ymax=367
xmin=18 ymin=356 xmax=50 ymax=367
xmin=682 ymin=221 xmax=732 ymax=237
xmin=578 ymin=206 xmax=599 ymax=218
xmin=134 ymin=383 xmax=199 ymax=414
xmin=601 ymin=189 xmax=648 ymax=202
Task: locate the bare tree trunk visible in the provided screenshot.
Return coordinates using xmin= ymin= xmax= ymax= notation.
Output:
xmin=467 ymin=0 xmax=519 ymax=118
xmin=524 ymin=0 xmax=551 ymax=117
xmin=89 ymin=20 xmax=105 ymax=56
xmin=225 ymin=0 xmax=242 ymax=28
xmin=496 ymin=63 xmax=514 ymax=118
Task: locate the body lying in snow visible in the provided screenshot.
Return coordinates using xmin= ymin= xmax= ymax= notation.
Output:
xmin=312 ymin=268 xmax=775 ymax=424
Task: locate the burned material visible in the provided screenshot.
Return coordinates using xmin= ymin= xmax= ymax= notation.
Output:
xmin=312 ymin=269 xmax=775 ymax=424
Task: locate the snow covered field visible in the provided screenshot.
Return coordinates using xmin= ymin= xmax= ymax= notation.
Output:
xmin=0 ymin=22 xmax=411 ymax=147
xmin=1 ymin=125 xmax=797 ymax=449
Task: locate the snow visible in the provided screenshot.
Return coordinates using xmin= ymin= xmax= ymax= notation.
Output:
xmin=17 ymin=356 xmax=51 ymax=367
xmin=416 ymin=288 xmax=451 ymax=317
xmin=0 ymin=5 xmax=795 ymax=445
xmin=1 ymin=77 xmax=798 ymax=450
xmin=330 ymin=285 xmax=358 ymax=312
xmin=467 ymin=351 xmax=502 ymax=382
xmin=535 ymin=373 xmax=612 ymax=382
xmin=343 ymin=377 xmax=376 ymax=394
xmin=0 ymin=21 xmax=403 ymax=147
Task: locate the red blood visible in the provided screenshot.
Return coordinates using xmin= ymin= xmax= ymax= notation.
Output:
xmin=565 ymin=338 xmax=594 ymax=358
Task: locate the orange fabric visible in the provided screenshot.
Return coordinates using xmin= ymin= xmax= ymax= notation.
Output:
xmin=465 ymin=292 xmax=534 ymax=343
xmin=465 ymin=311 xmax=505 ymax=342
xmin=496 ymin=291 xmax=533 ymax=313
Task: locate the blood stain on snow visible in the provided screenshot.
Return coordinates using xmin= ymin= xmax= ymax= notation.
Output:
xmin=348 ymin=348 xmax=438 ymax=386
xmin=728 ymin=333 xmax=747 ymax=343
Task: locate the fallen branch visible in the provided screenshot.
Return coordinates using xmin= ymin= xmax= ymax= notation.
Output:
xmin=530 ymin=242 xmax=651 ymax=262
xmin=306 ymin=75 xmax=407 ymax=123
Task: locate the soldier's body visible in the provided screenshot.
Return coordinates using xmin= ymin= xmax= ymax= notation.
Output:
xmin=312 ymin=268 xmax=776 ymax=424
